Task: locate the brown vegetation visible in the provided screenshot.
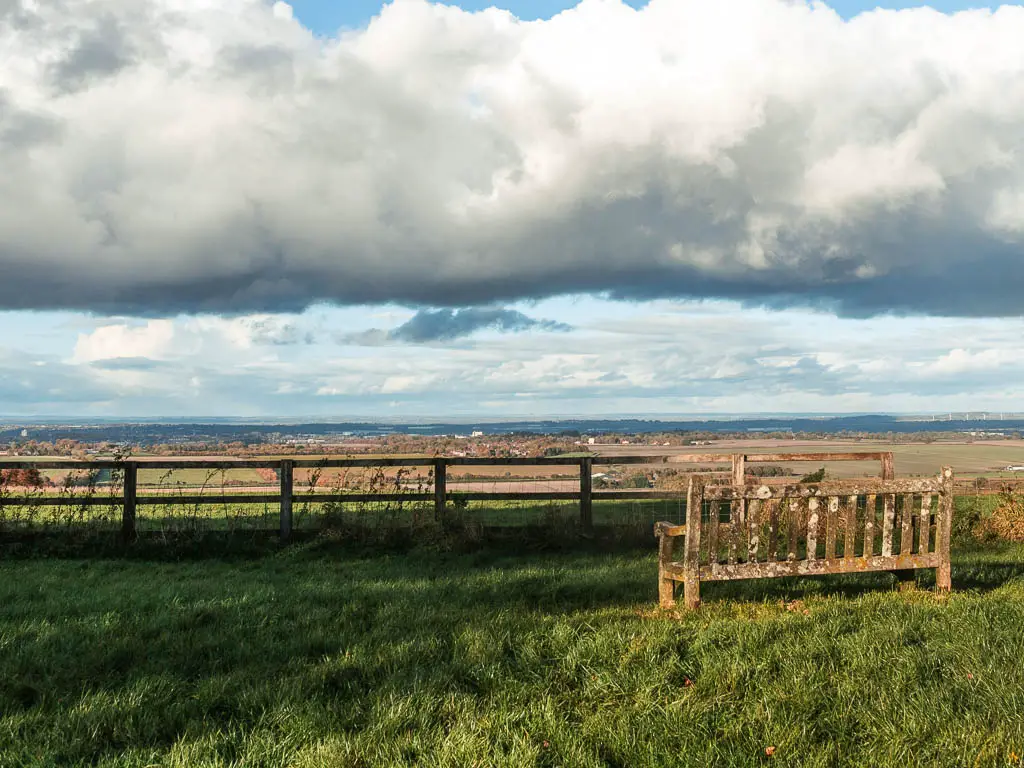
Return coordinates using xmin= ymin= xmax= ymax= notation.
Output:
xmin=976 ymin=491 xmax=1024 ymax=542
xmin=0 ymin=468 xmax=46 ymax=488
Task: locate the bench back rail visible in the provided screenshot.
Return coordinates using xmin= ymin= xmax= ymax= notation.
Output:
xmin=656 ymin=467 xmax=954 ymax=609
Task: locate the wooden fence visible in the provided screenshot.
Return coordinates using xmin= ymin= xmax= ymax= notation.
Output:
xmin=656 ymin=467 xmax=954 ymax=609
xmin=0 ymin=451 xmax=895 ymax=543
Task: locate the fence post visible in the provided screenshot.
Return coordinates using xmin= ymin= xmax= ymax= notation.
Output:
xmin=280 ymin=459 xmax=293 ymax=543
xmin=937 ymin=466 xmax=954 ymax=591
xmin=881 ymin=452 xmax=895 ymax=481
xmin=683 ymin=475 xmax=705 ymax=610
xmin=122 ymin=461 xmax=137 ymax=544
xmin=580 ymin=457 xmax=593 ymax=530
xmin=434 ymin=458 xmax=447 ymax=522
xmin=731 ymin=454 xmax=745 ymax=485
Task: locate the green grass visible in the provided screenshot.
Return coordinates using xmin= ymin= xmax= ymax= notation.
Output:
xmin=0 ymin=497 xmax=681 ymax=533
xmin=2 ymin=543 xmax=1024 ymax=767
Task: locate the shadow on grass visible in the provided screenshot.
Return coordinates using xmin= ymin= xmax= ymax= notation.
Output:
xmin=4 ymin=536 xmax=1024 ymax=764
xmin=0 ymin=546 xmax=656 ymax=753
xmin=0 ymin=522 xmax=656 ymax=561
xmin=5 ymin=528 xmax=1023 ymax=605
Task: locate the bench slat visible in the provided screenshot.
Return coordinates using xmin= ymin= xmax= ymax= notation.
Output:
xmin=863 ymin=494 xmax=877 ymax=557
xmin=919 ymin=493 xmax=932 ymax=554
xmin=702 ymin=478 xmax=942 ymax=501
xmin=824 ymin=496 xmax=839 ymax=560
xmin=728 ymin=500 xmax=740 ymax=565
xmin=881 ymin=494 xmax=896 ymax=557
xmin=787 ymin=499 xmax=801 ymax=562
xmin=844 ymin=495 xmax=858 ymax=560
xmin=663 ymin=553 xmax=944 ymax=582
xmin=747 ymin=498 xmax=761 ymax=563
xmin=707 ymin=499 xmax=719 ymax=566
xmin=900 ymin=494 xmax=916 ymax=555
xmin=806 ymin=497 xmax=820 ymax=561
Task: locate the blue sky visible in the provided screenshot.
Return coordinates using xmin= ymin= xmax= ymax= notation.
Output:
xmin=2 ymin=0 xmax=1023 ymax=419
xmin=290 ymin=0 xmax=1000 ymax=33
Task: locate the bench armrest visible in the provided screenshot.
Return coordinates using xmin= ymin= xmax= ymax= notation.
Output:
xmin=654 ymin=521 xmax=686 ymax=538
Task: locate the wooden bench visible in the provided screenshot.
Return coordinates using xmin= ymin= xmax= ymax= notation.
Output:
xmin=655 ymin=467 xmax=954 ymax=609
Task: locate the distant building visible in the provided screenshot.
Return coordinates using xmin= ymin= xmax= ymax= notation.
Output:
xmin=588 ymin=437 xmax=596 ymax=445
xmin=471 ymin=430 xmax=484 ymax=437
xmin=20 ymin=429 xmax=28 ymax=438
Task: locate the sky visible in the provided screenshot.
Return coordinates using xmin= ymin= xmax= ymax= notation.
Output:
xmin=1 ymin=0 xmax=1023 ymax=420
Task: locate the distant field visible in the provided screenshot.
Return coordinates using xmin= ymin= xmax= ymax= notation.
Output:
xmin=38 ymin=468 xmax=269 ymax=488
xmin=594 ymin=439 xmax=1024 ymax=479
xmin=16 ymin=443 xmax=1024 ymax=496
xmin=137 ymin=468 xmax=267 ymax=487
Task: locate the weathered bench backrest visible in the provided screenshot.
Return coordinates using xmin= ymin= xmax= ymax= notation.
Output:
xmin=656 ymin=467 xmax=954 ymax=609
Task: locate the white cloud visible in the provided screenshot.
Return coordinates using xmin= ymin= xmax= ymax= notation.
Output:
xmin=271 ymin=1 xmax=293 ymax=21
xmin=2 ymin=0 xmax=1024 ymax=315
xmin=920 ymin=347 xmax=1016 ymax=376
xmin=72 ymin=319 xmax=176 ymax=363
xmin=69 ymin=313 xmax=318 ymax=367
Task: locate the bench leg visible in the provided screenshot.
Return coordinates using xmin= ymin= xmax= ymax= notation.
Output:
xmin=683 ymin=576 xmax=700 ymax=610
xmin=657 ymin=532 xmax=676 ymax=609
xmin=936 ymin=562 xmax=951 ymax=592
xmin=894 ymin=569 xmax=916 ymax=591
xmin=659 ymin=573 xmax=676 ymax=609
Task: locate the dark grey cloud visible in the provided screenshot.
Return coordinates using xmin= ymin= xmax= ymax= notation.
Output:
xmin=88 ymin=356 xmax=169 ymax=371
xmin=337 ymin=307 xmax=570 ymax=345
xmin=3 ymin=1 xmax=1024 ymax=318
xmin=0 ymin=89 xmax=63 ymax=148
xmin=50 ymin=16 xmax=134 ymax=93
xmin=0 ymin=0 xmax=44 ymax=30
xmin=389 ymin=308 xmax=571 ymax=342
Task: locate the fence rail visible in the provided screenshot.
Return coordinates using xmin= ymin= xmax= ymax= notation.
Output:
xmin=0 ymin=451 xmax=896 ymax=543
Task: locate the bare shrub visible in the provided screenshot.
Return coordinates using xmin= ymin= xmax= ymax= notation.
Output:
xmin=976 ymin=490 xmax=1024 ymax=542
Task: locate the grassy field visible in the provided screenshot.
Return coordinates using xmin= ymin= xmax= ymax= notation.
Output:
xmin=0 ymin=497 xmax=682 ymax=532
xmin=2 ymin=542 xmax=1024 ymax=767
xmin=0 ymin=495 xmax=1002 ymax=548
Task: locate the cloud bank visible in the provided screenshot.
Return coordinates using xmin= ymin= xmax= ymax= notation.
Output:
xmin=7 ymin=301 xmax=1024 ymax=417
xmin=3 ymin=0 xmax=1024 ymax=316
